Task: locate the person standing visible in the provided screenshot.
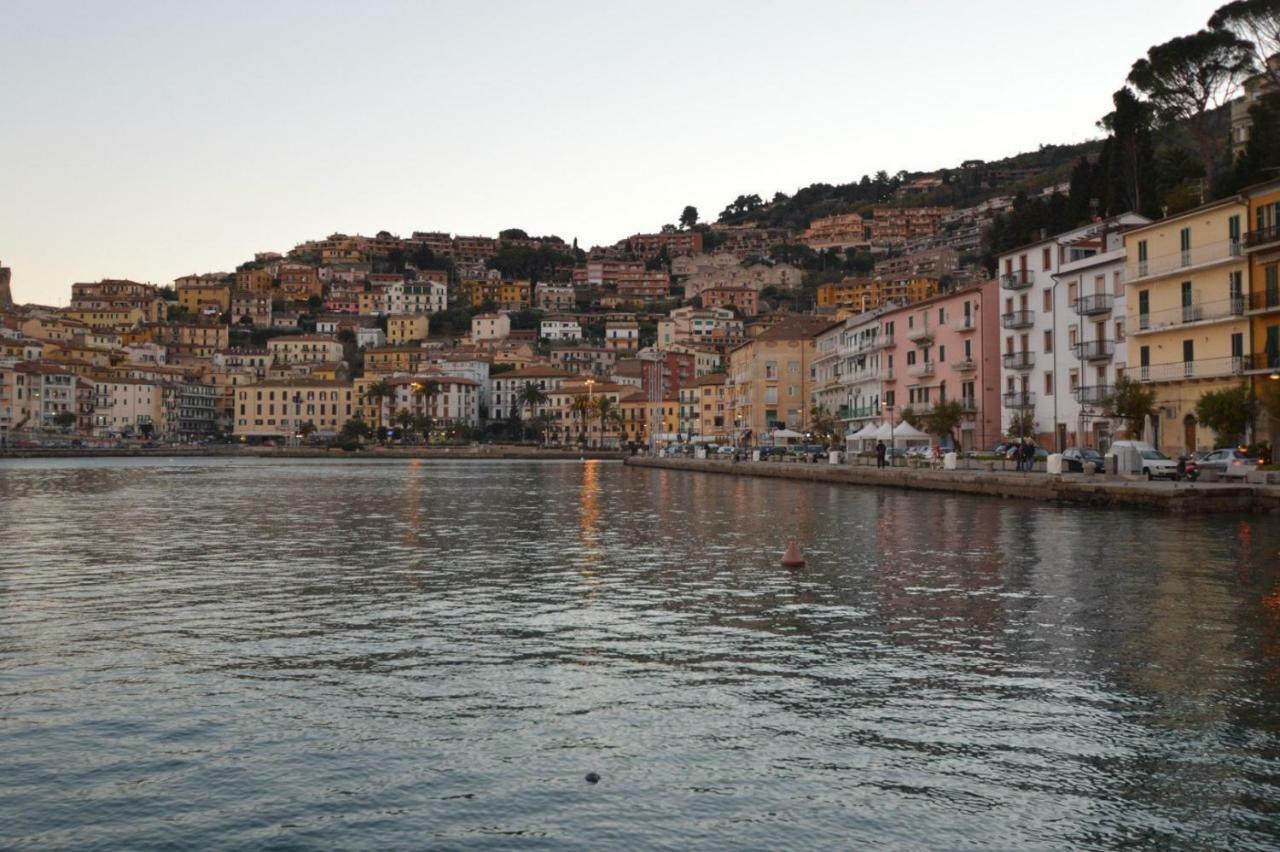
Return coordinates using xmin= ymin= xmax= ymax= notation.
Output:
xmin=876 ymin=440 xmax=886 ymax=469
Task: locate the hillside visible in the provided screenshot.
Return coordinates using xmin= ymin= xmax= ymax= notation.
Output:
xmin=714 ymin=140 xmax=1105 ymax=232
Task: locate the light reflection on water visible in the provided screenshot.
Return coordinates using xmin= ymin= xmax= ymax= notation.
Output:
xmin=1 ymin=458 xmax=1279 ymax=850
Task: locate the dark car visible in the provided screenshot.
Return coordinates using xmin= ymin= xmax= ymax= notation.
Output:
xmin=1061 ymin=446 xmax=1105 ymax=473
xmin=791 ymin=444 xmax=829 ymax=462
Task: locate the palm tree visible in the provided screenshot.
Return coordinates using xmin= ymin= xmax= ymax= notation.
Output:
xmin=517 ymin=382 xmax=549 ymax=442
xmin=393 ymin=408 xmax=413 ymax=441
xmin=570 ymin=394 xmax=594 ymax=447
xmin=412 ymin=379 xmax=441 ymax=444
xmin=411 ymin=413 xmax=432 ymax=441
xmin=595 ymin=395 xmax=620 ymax=448
xmin=535 ymin=411 xmax=557 ymax=446
xmin=363 ymin=379 xmax=394 ymax=439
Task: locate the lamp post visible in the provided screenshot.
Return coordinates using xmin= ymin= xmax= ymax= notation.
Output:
xmin=882 ymin=401 xmax=896 ymax=465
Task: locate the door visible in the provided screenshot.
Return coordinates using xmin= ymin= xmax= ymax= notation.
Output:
xmin=1184 ymin=415 xmax=1197 ymax=456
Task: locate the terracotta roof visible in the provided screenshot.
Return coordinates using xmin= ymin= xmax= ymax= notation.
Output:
xmin=751 ymin=315 xmax=841 ymax=342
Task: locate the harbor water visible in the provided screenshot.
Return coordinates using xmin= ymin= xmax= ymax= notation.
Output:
xmin=2 ymin=458 xmax=1278 ymax=849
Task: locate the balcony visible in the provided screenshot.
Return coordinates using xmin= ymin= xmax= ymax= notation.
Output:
xmin=1073 ymin=384 xmax=1114 ymax=405
xmin=1247 ymin=288 xmax=1280 ymax=314
xmin=1245 ymin=351 xmax=1280 ymax=374
xmin=1244 ymin=223 xmax=1280 ymax=249
xmin=1074 ymin=340 xmax=1115 ymax=361
xmin=851 ymin=334 xmax=892 ymax=353
xmin=1133 ymin=296 xmax=1245 ymax=334
xmin=952 ymin=358 xmax=977 ymax=373
xmin=1001 ymin=270 xmax=1034 ymax=290
xmin=952 ymin=314 xmax=978 ymax=333
xmin=907 ymin=361 xmax=936 ymax=379
xmin=1073 ymin=294 xmax=1114 ymax=316
xmin=1126 ymin=237 xmax=1242 ymax=283
xmin=881 ymin=367 xmax=896 ymax=382
xmin=847 ymin=403 xmax=880 ymax=420
xmin=1002 ymin=351 xmax=1035 ymax=370
xmin=905 ymin=322 xmax=934 ymax=343
xmin=960 ymin=395 xmax=977 ymax=412
xmin=1003 ymin=391 xmax=1035 ymax=408
xmin=1123 ymin=355 xmax=1249 ymax=383
xmin=1001 ymin=310 xmax=1035 ymax=330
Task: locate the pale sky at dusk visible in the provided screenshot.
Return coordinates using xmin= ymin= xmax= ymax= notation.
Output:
xmin=1 ymin=0 xmax=1223 ymax=305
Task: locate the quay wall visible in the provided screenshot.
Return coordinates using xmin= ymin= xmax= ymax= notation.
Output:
xmin=625 ymin=457 xmax=1278 ymax=514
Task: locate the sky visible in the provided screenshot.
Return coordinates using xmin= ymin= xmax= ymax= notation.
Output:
xmin=0 ymin=0 xmax=1226 ymax=305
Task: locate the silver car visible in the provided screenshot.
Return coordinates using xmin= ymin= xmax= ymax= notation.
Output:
xmin=1197 ymin=448 xmax=1261 ymax=478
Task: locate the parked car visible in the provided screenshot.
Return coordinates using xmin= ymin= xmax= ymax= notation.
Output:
xmin=1196 ymin=447 xmax=1261 ymax=478
xmin=1110 ymin=440 xmax=1178 ymax=480
xmin=790 ymin=444 xmax=829 ymax=462
xmin=1061 ymin=447 xmax=1105 ymax=473
xmin=715 ymin=445 xmax=737 ymax=456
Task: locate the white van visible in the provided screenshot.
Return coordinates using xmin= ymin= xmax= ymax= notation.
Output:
xmin=1110 ymin=440 xmax=1178 ymax=480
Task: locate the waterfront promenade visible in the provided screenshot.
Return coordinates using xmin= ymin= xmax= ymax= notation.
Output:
xmin=627 ymin=456 xmax=1280 ymax=514
xmin=0 ymin=445 xmax=629 ymax=461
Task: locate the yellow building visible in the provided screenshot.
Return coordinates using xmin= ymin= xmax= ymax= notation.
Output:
xmin=61 ymin=306 xmax=147 ymax=329
xmin=1243 ymin=179 xmax=1280 ymax=446
xmin=175 ymin=278 xmax=232 ymax=315
xmin=387 ymin=314 xmax=429 ymax=345
xmin=363 ymin=346 xmax=425 ymax=374
xmin=233 ymin=379 xmax=357 ymax=439
xmin=1122 ymin=196 xmax=1250 ymax=455
xmin=728 ymin=315 xmax=837 ymax=442
xmin=815 ymin=277 xmax=937 ymax=310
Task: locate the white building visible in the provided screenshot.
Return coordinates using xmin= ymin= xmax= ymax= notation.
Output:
xmin=995 ymin=213 xmax=1148 ymax=448
xmin=488 ymin=365 xmax=576 ymax=421
xmin=382 ymin=374 xmax=480 ymax=427
xmin=540 ymin=316 xmax=583 ymax=342
xmin=356 ymin=327 xmax=386 ymax=350
xmin=390 ymin=281 xmax=446 ymax=315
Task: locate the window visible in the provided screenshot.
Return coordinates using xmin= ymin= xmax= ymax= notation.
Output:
xmin=1043 ymin=289 xmax=1052 ymax=312
xmin=938 ymin=345 xmax=945 ymax=362
xmin=1182 ymin=340 xmax=1194 ymax=362
xmin=1044 ymin=372 xmax=1053 ymax=396
xmin=1042 ymin=247 xmax=1051 ymax=270
xmin=765 ymin=360 xmax=777 ymax=379
xmin=1231 ymin=332 xmax=1243 ymax=359
xmin=1113 ymin=271 xmax=1124 ymax=297
xmin=1115 ymin=319 xmax=1125 ymax=341
xmin=1043 ymin=330 xmax=1053 ymax=353
xmin=964 ymin=339 xmax=972 ymax=359
xmin=764 ymin=387 xmax=778 ymax=404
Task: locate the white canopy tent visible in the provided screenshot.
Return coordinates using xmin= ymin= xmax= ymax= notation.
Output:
xmin=767 ymin=428 xmax=805 ymax=445
xmin=844 ymin=423 xmax=881 ymax=451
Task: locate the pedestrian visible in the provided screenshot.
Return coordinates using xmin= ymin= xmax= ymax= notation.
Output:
xmin=875 ymin=440 xmax=886 ymax=469
xmin=1017 ymin=438 xmax=1028 ymax=472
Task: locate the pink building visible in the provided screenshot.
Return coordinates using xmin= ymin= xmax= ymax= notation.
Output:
xmin=879 ymin=279 xmax=1001 ymax=451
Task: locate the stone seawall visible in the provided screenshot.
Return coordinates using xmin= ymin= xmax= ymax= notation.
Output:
xmin=626 ymin=457 xmax=1277 ymax=514
xmin=0 ymin=447 xmax=628 ymax=462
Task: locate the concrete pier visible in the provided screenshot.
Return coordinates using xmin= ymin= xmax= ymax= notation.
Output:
xmin=626 ymin=457 xmax=1280 ymax=514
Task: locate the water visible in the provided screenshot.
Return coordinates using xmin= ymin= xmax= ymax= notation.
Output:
xmin=2 ymin=458 xmax=1279 ymax=849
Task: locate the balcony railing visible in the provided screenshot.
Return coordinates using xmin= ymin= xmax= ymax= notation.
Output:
xmin=847 ymin=404 xmax=880 ymax=420
xmin=850 ymin=334 xmax=892 ymax=353
xmin=1002 ymin=351 xmax=1035 ymax=370
xmin=1073 ymin=294 xmax=1114 ymax=316
xmin=1073 ymin=384 xmax=1114 ymax=405
xmin=960 ymin=395 xmax=977 ymax=412
xmin=1001 ymin=270 xmax=1034 ymax=290
xmin=1001 ymin=310 xmax=1035 ymax=330
xmin=905 ymin=323 xmax=934 ymax=343
xmin=907 ymin=361 xmax=936 ymax=378
xmin=1003 ymin=391 xmax=1035 ymax=408
xmin=952 ymin=358 xmax=977 ymax=372
xmin=1127 ymin=238 xmax=1242 ymax=282
xmin=1074 ymin=340 xmax=1115 ymax=360
xmin=1133 ymin=296 xmax=1245 ymax=333
xmin=1244 ymin=223 xmax=1280 ymax=248
xmin=881 ymin=368 xmax=896 ymax=382
xmin=1247 ymin=288 xmax=1280 ymax=313
xmin=1123 ymin=355 xmax=1249 ymax=383
xmin=952 ymin=314 xmax=978 ymax=333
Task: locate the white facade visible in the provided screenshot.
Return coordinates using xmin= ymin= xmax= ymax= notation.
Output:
xmin=390 ymin=281 xmax=446 ymax=315
xmin=356 ymin=327 xmax=386 ymax=350
xmin=838 ymin=311 xmax=889 ymax=429
xmin=540 ymin=318 xmax=583 ymax=342
xmin=996 ymin=214 xmax=1148 ymax=447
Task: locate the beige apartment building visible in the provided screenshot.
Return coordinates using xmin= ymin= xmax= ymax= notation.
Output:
xmin=1123 ymin=196 xmax=1251 ymax=455
xmin=728 ymin=315 xmax=837 ymax=441
xmin=233 ymin=379 xmax=357 ymax=439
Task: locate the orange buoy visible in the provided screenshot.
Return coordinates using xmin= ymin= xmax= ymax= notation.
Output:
xmin=781 ymin=538 xmax=806 ymax=568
